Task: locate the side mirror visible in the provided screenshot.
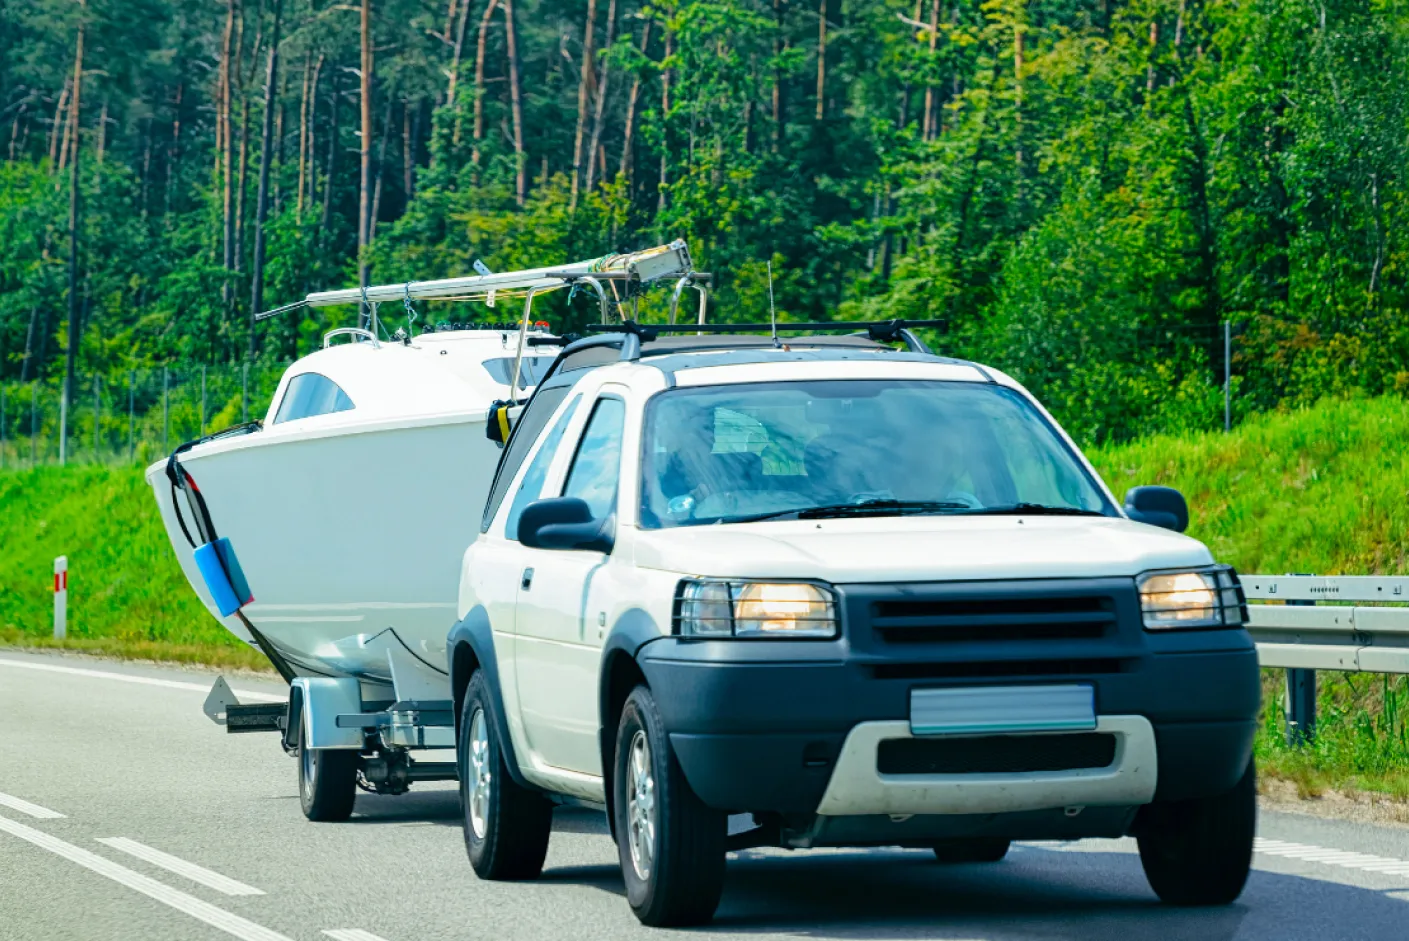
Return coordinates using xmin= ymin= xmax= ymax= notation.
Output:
xmin=1123 ymin=486 xmax=1189 ymax=533
xmin=486 ymin=400 xmax=513 ymax=447
xmin=518 ymin=497 xmax=614 ymax=553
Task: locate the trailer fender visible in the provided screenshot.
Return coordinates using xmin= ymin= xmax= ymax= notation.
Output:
xmin=291 ymin=677 xmax=363 ymax=749
xmin=447 ymin=607 xmax=535 ymax=792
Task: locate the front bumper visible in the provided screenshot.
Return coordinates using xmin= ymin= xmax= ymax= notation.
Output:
xmin=638 ymin=578 xmax=1260 ymax=817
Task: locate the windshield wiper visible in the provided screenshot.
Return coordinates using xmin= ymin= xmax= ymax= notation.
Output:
xmin=723 ymin=500 xmax=972 ymax=524
xmin=965 ymin=502 xmax=1106 ymax=517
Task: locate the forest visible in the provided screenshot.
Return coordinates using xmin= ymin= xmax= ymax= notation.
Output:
xmin=0 ymin=0 xmax=1406 ymax=445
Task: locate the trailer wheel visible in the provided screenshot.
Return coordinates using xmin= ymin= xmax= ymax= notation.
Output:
xmin=297 ymin=721 xmax=357 ymax=822
xmin=459 ymin=670 xmax=552 ymax=880
xmin=613 ymin=685 xmax=726 ymax=927
xmin=1137 ymin=758 xmax=1256 ymax=906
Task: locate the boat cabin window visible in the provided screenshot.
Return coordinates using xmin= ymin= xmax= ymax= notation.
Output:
xmin=273 ymin=372 xmax=355 ymax=424
xmin=482 ymin=356 xmax=554 ymax=391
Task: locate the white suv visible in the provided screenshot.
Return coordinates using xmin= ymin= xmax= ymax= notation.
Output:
xmin=448 ymin=324 xmax=1259 ymax=926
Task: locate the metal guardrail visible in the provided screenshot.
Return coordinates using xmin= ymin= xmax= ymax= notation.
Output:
xmin=1244 ymin=574 xmax=1409 ymax=745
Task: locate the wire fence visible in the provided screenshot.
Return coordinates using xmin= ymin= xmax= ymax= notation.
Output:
xmin=0 ymin=364 xmax=291 ymax=470
xmin=0 ymin=317 xmax=1360 ymax=468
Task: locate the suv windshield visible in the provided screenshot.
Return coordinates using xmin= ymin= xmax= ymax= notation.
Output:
xmin=639 ymin=380 xmax=1115 ymax=529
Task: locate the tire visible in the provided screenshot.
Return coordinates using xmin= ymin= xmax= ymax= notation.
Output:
xmin=931 ymin=838 xmax=1010 ymax=863
xmin=613 ymin=685 xmax=726 ymax=927
xmin=1137 ymin=758 xmax=1256 ymax=906
xmin=459 ymin=671 xmax=552 ymax=880
xmin=297 ymin=720 xmax=358 ymax=822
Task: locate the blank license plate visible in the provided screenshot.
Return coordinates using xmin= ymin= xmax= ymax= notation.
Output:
xmin=910 ymin=685 xmax=1096 ymax=736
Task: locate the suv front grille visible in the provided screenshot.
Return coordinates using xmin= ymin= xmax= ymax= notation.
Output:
xmin=877 ymin=733 xmax=1117 ymax=775
xmin=872 ymin=595 xmax=1116 ymax=644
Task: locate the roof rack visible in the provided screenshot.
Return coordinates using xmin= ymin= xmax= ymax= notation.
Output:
xmin=585 ymin=318 xmax=947 ymax=358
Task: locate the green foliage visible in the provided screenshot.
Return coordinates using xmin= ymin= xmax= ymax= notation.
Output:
xmin=2 ymin=0 xmax=1409 ymax=444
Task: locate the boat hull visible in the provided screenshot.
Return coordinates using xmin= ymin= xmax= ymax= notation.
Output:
xmin=147 ymin=415 xmax=499 ymax=684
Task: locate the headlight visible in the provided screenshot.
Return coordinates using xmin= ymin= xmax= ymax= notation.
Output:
xmin=1137 ymin=566 xmax=1246 ymax=630
xmin=674 ymin=580 xmax=838 ymax=638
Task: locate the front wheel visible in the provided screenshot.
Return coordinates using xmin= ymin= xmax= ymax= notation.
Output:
xmin=613 ymin=686 xmax=726 ymax=927
xmin=297 ymin=721 xmax=358 ymax=822
xmin=1137 ymin=759 xmax=1256 ymax=906
xmin=459 ymin=671 xmax=552 ymax=880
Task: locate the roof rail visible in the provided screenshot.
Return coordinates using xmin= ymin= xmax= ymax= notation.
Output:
xmin=587 ymin=319 xmax=946 ymax=356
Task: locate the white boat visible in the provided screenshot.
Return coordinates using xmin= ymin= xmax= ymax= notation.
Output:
xmin=146 ymin=242 xmax=704 ymax=691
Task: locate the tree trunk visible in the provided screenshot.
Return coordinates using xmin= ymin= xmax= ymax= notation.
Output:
xmin=814 ymin=0 xmax=827 ymax=121
xmin=618 ymin=21 xmax=649 ymax=184
xmin=447 ymin=0 xmax=472 ymax=145
xmin=48 ymin=80 xmax=69 ymax=169
xmin=503 ymin=0 xmax=526 ymax=206
xmin=359 ymin=0 xmax=374 ymax=328
xmin=235 ymin=89 xmax=250 ymax=279
xmin=584 ymin=0 xmax=617 ymax=193
xmin=403 ymin=100 xmax=415 ymax=200
xmin=65 ymin=4 xmax=85 ymax=457
xmin=221 ymin=0 xmax=237 ymax=307
xmin=166 ymin=81 xmax=185 ymax=218
xmin=249 ymin=0 xmax=282 ymax=359
xmin=921 ymin=0 xmax=939 ymax=140
xmin=570 ymin=0 xmax=600 ymax=209
xmin=21 ymin=304 xmax=40 ymax=382
xmin=320 ymin=72 xmax=339 ymax=238
xmin=772 ymin=0 xmax=785 ymax=148
xmin=370 ymin=95 xmax=393 ymax=239
xmin=296 ymin=50 xmax=312 ymax=213
xmin=658 ymin=30 xmax=671 ymax=215
xmin=1013 ymin=21 xmax=1023 ymax=166
xmin=470 ymin=0 xmax=499 ymax=170
xmin=305 ymin=53 xmax=324 ymax=213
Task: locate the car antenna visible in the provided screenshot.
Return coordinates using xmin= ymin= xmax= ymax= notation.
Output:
xmin=767 ymin=260 xmax=780 ymax=348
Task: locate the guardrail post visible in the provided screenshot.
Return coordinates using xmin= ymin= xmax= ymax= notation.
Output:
xmin=53 ymin=556 xmax=68 ymax=639
xmin=1287 ymin=587 xmax=1318 ymax=745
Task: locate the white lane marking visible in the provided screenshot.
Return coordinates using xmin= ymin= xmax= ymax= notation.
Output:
xmin=323 ymin=931 xmax=394 ymax=941
xmin=0 ymin=657 xmax=284 ymax=703
xmin=0 ymin=814 xmax=294 ymax=941
xmin=0 ymin=792 xmax=65 ymax=820
xmin=96 ymin=837 xmax=264 ymax=896
xmin=1255 ymin=838 xmax=1409 ymax=878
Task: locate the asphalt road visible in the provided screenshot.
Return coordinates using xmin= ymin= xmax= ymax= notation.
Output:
xmin=2 ymin=649 xmax=1407 ymax=941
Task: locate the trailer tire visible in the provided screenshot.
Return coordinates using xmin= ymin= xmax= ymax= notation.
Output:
xmin=459 ymin=670 xmax=552 ymax=880
xmin=297 ymin=722 xmax=357 ymax=822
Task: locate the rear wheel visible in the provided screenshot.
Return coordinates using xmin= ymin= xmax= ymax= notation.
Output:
xmin=459 ymin=671 xmax=552 ymax=880
xmin=931 ymin=838 xmax=1010 ymax=863
xmin=613 ymin=686 xmax=726 ymax=927
xmin=1137 ymin=759 xmax=1256 ymax=906
xmin=297 ymin=721 xmax=358 ymax=822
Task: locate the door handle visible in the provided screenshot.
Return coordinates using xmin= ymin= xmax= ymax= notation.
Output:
xmin=521 ymin=567 xmax=534 ymax=591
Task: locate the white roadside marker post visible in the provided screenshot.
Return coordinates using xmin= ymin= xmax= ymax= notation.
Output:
xmin=53 ymin=556 xmax=68 ymax=640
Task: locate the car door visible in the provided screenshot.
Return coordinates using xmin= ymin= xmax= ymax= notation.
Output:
xmin=469 ymin=385 xmax=579 ymax=747
xmin=513 ymin=392 xmax=627 ymax=775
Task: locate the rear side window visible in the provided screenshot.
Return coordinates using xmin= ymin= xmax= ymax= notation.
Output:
xmin=481 ymin=385 xmax=571 ymax=531
xmin=273 ymin=373 xmax=354 ymax=424
xmin=504 ymin=395 xmax=582 ymax=540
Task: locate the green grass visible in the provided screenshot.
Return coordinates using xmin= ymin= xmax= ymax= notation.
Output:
xmin=1090 ymin=395 xmax=1409 ymax=800
xmin=0 ymin=465 xmax=271 ymax=672
xmin=2 ymin=395 xmax=1408 ymax=796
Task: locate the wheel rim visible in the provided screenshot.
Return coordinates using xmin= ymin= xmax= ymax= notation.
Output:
xmin=626 ymin=729 xmax=656 ymax=881
xmin=466 ymin=708 xmax=492 ymax=840
xmin=301 ymin=735 xmax=316 ymax=797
